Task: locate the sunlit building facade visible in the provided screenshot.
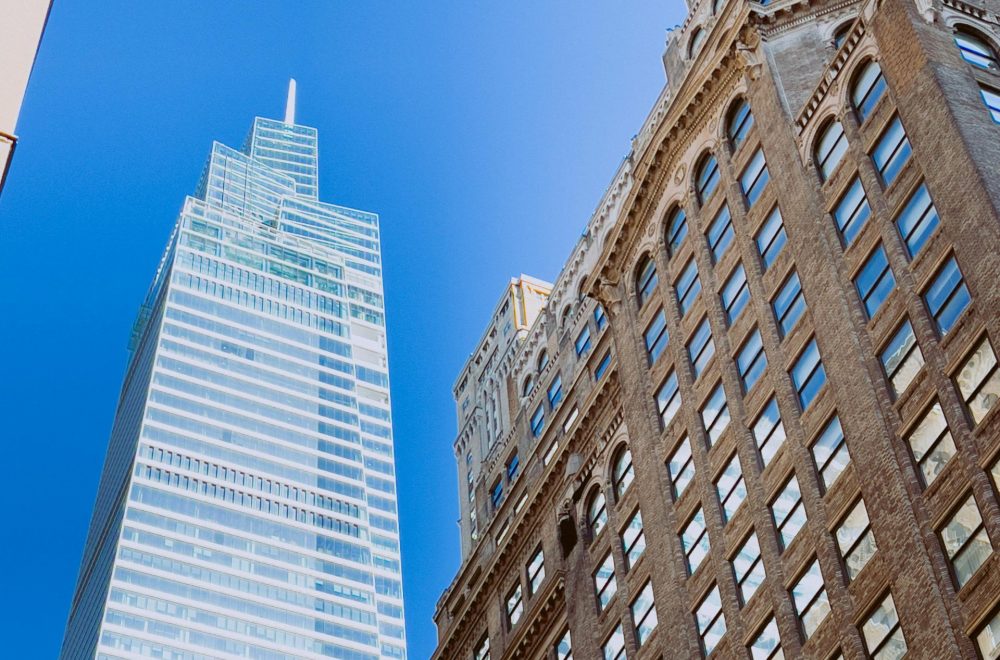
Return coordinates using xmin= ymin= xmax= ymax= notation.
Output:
xmin=62 ymin=85 xmax=406 ymax=660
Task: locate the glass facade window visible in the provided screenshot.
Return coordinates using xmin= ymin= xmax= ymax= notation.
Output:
xmin=834 ymin=176 xmax=871 ymax=245
xmin=614 ymin=448 xmax=635 ymax=499
xmin=862 ymin=594 xmax=907 ymax=660
xmin=531 ymin=404 xmax=545 ymax=437
xmin=924 ymin=255 xmax=970 ymax=335
xmin=791 ymin=559 xmax=830 ymax=640
xmin=955 ymin=31 xmax=999 ymax=70
xmin=895 ymin=184 xmax=939 ymax=258
xmin=881 ymin=319 xmax=924 ymax=397
xmin=741 ymin=148 xmax=770 ymax=207
xmin=754 ymin=397 xmax=786 ymax=467
xmin=716 ymin=453 xmax=746 ymax=522
xmin=728 ymin=98 xmax=754 ymax=150
xmin=492 ymin=480 xmax=504 ymax=509
xmin=603 ymin=625 xmax=626 ymax=660
xmin=956 ymin=337 xmax=1000 ymax=425
xmin=538 ymin=351 xmax=550 ymax=372
xmin=506 ymin=583 xmax=523 ymax=626
xmin=682 ymin=507 xmax=711 ymax=574
xmin=772 ymin=476 xmax=807 ymax=550
xmin=738 ymin=329 xmax=767 ymax=392
xmin=815 ymin=121 xmax=848 ymax=181
xmin=507 ymin=453 xmax=520 ymax=481
xmin=791 ymin=338 xmax=827 ymax=410
xmin=836 ymin=499 xmax=876 ymax=580
xmin=575 ymin=326 xmax=592 ymax=356
xmin=556 ymin=630 xmax=573 ymax=660
xmin=697 ymin=154 xmax=721 ymax=203
xmin=939 ymin=494 xmax=993 ymax=587
xmin=749 ymin=617 xmax=782 ymax=659
xmin=976 ymin=606 xmax=1000 ymax=660
xmin=689 ymin=318 xmax=716 ymax=379
xmin=669 ymin=437 xmax=695 ymax=499
xmin=811 ymin=416 xmax=850 ymax=491
xmin=907 ymin=402 xmax=957 ymax=490
xmin=657 ymin=371 xmax=682 ymax=428
xmin=855 ymin=244 xmax=895 ymax=318
xmin=475 ymin=635 xmax=491 ymax=660
xmin=667 ymin=207 xmax=689 ymax=255
xmin=756 ymin=207 xmax=787 ymax=270
xmin=595 ymin=304 xmax=608 ymax=330
xmin=677 ymin=259 xmax=703 ymax=317
xmin=871 ymin=116 xmax=912 ymax=185
xmin=773 ymin=270 xmax=805 ymax=337
xmin=548 ymin=375 xmax=564 ymax=408
xmin=701 ymin=383 xmax=731 ymax=447
xmin=982 ymin=86 xmax=1000 ymax=123
xmin=595 ymin=351 xmax=612 ymax=380
xmin=622 ymin=509 xmax=647 ymax=569
xmin=696 ymin=585 xmax=727 ymax=657
xmin=645 ymin=310 xmax=669 ymax=364
xmin=733 ymin=532 xmax=766 ymax=604
xmin=852 ymin=60 xmax=887 ymax=120
xmin=708 ymin=205 xmax=735 ymax=262
xmin=595 ymin=553 xmax=618 ymax=611
xmin=721 ymin=263 xmax=750 ymax=325
xmin=632 ymin=581 xmax=658 ymax=647
xmin=528 ymin=547 xmax=545 ymax=595
xmin=588 ymin=490 xmax=608 ymax=538
xmin=637 ymin=258 xmax=659 ymax=308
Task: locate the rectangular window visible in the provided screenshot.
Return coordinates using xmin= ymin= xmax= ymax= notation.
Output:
xmin=595 ymin=351 xmax=612 ymax=381
xmin=603 ymin=625 xmax=626 ymax=660
xmin=733 ymin=532 xmax=766 ymax=604
xmin=528 ymin=547 xmax=545 ymax=594
xmin=750 ymin=617 xmax=782 ymax=660
xmin=862 ymin=594 xmax=907 ymax=660
xmin=701 ymin=383 xmax=731 ymax=447
xmin=881 ymin=319 xmax=924 ymax=397
xmin=682 ymin=507 xmax=711 ymax=574
xmin=507 ymin=454 xmax=520 ymax=481
xmin=575 ymin=325 xmax=592 ymax=356
xmin=530 ymin=404 xmax=545 ymax=437
xmin=773 ymin=270 xmax=805 ymax=337
xmin=474 ymin=635 xmax=490 ymax=660
xmin=756 ymin=207 xmax=787 ymax=270
xmin=895 ymin=183 xmax=939 ymax=258
xmin=836 ymin=499 xmax=876 ymax=580
xmin=645 ymin=310 xmax=669 ymax=364
xmin=753 ymin=397 xmax=786 ymax=467
xmin=791 ymin=338 xmax=827 ymax=410
xmin=656 ymin=371 xmax=682 ymax=428
xmin=506 ymin=583 xmax=524 ymax=626
xmin=834 ymin=176 xmax=871 ymax=245
xmin=696 ymin=585 xmax=727 ymax=657
xmin=940 ymin=494 xmax=993 ymax=587
xmin=716 ymin=453 xmax=746 ymax=522
xmin=689 ymin=318 xmax=716 ymax=379
xmin=631 ymin=581 xmax=658 ymax=647
xmin=976 ymin=605 xmax=1000 ymax=660
xmin=677 ymin=259 xmax=703 ymax=317
xmin=772 ymin=476 xmax=807 ymax=550
xmin=595 ymin=553 xmax=617 ymax=610
xmin=855 ymin=244 xmax=895 ymax=319
xmin=708 ymin=205 xmax=735 ymax=261
xmin=555 ymin=630 xmax=573 ymax=660
xmin=622 ymin=509 xmax=647 ymax=569
xmin=811 ymin=416 xmax=850 ymax=491
xmin=594 ymin=304 xmax=608 ymax=331
xmin=742 ymin=148 xmax=771 ymax=207
xmin=721 ymin=263 xmax=750 ymax=325
xmin=491 ymin=480 xmax=503 ymax=508
xmin=791 ymin=559 xmax=830 ymax=640
xmin=548 ymin=375 xmax=564 ymax=408
xmin=871 ymin=115 xmax=912 ymax=185
xmin=924 ymin=255 xmax=971 ymax=335
xmin=955 ymin=336 xmax=1000 ymax=425
xmin=907 ymin=401 xmax=955 ymax=486
xmin=669 ymin=437 xmax=695 ymax=499
xmin=738 ymin=329 xmax=768 ymax=392
xmin=982 ymin=85 xmax=1000 ymax=123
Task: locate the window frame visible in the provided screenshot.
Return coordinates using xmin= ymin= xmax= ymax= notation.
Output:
xmin=737 ymin=328 xmax=768 ymax=393
xmin=923 ymin=255 xmax=970 ymax=336
xmin=815 ymin=119 xmax=849 ymax=181
xmin=696 ymin=154 xmax=721 ymax=204
xmin=741 ymin=147 xmax=771 ymax=207
xmin=833 ymin=176 xmax=871 ymax=246
xmin=756 ymin=206 xmax=787 ymax=270
xmin=854 ymin=243 xmax=895 ymax=319
xmin=721 ymin=263 xmax=750 ymax=325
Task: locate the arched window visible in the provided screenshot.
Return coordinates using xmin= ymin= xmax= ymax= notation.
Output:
xmin=727 ymin=98 xmax=754 ymax=150
xmin=537 ymin=351 xmax=549 ymax=373
xmin=636 ymin=257 xmax=659 ymax=308
xmin=695 ymin=153 xmax=720 ymax=203
xmin=522 ymin=376 xmax=534 ymax=397
xmin=666 ymin=207 xmax=689 ymax=255
xmin=713 ymin=0 xmax=725 ymax=14
xmin=851 ymin=60 xmax=887 ymax=121
xmin=689 ymin=28 xmax=706 ymax=58
xmin=815 ymin=120 xmax=848 ymax=181
xmin=587 ymin=490 xmax=608 ymax=537
xmin=613 ymin=447 xmax=635 ymax=499
xmin=833 ymin=21 xmax=853 ymax=49
xmin=955 ymin=29 xmax=999 ymax=70
xmin=561 ymin=305 xmax=573 ymax=328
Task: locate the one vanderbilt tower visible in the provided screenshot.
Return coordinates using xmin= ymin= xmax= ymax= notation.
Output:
xmin=62 ymin=81 xmax=407 ymax=660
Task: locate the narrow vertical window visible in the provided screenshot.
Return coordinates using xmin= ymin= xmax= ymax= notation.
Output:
xmin=721 ymin=263 xmax=750 ymax=324
xmin=506 ymin=583 xmax=524 ymax=626
xmin=528 ymin=547 xmax=545 ymax=594
xmin=575 ymin=325 xmax=592 ymax=356
xmin=474 ymin=635 xmax=491 ymax=660
xmin=753 ymin=397 xmax=786 ymax=467
xmin=923 ymin=255 xmax=970 ymax=335
xmin=701 ymin=383 xmax=731 ymax=447
xmin=791 ymin=559 xmax=830 ymax=639
xmin=555 ymin=630 xmax=573 ymax=660
xmin=811 ymin=416 xmax=850 ymax=491
xmin=587 ymin=490 xmax=608 ymax=538
xmin=880 ymin=319 xmax=924 ymax=397
xmin=791 ymin=338 xmax=827 ymax=410
xmin=773 ymin=270 xmax=806 ymax=337
xmin=862 ymin=593 xmax=907 ymax=660
xmin=895 ymin=183 xmax=939 ymax=258
xmin=836 ymin=498 xmax=876 ymax=580
xmin=871 ymin=115 xmax=912 ymax=185
xmin=981 ymin=85 xmax=1000 ymax=123
xmin=697 ymin=154 xmax=721 ymax=203
xmin=772 ymin=476 xmax=807 ymax=550
xmin=696 ymin=585 xmax=727 ymax=656
xmin=939 ymin=494 xmax=994 ymax=587
xmin=737 ymin=329 xmax=768 ymax=392
xmin=594 ymin=552 xmax=617 ymax=610
xmin=815 ymin=120 xmax=848 ymax=181
xmin=728 ymin=98 xmax=754 ymax=150
xmin=855 ymin=244 xmax=895 ymax=319
xmin=907 ymin=402 xmax=956 ymax=487
xmin=716 ymin=453 xmax=746 ymax=522
xmin=707 ymin=205 xmax=735 ymax=262
xmin=682 ymin=506 xmax=711 ymax=574
xmin=656 ymin=371 xmax=682 ymax=428
xmin=644 ymin=310 xmax=669 ymax=364
xmin=756 ymin=207 xmax=787 ymax=270
xmin=531 ymin=404 xmax=544 ymax=437
xmin=622 ymin=509 xmax=647 ymax=569
xmin=602 ymin=625 xmax=626 ymax=660
xmin=594 ymin=303 xmax=608 ymax=331
xmin=613 ymin=448 xmax=635 ymax=499
xmin=955 ymin=336 xmax=1000 ymax=425
xmin=689 ymin=318 xmax=716 ymax=379
xmin=741 ymin=148 xmax=771 ymax=207
xmin=637 ymin=258 xmax=659 ymax=308
xmin=667 ymin=207 xmax=689 ymax=255
xmin=852 ymin=60 xmax=887 ymax=120
xmin=631 ymin=581 xmax=658 ymax=648
xmin=548 ymin=375 xmax=563 ymax=408
xmin=833 ymin=176 xmax=871 ymax=245
xmin=668 ymin=436 xmax=695 ymax=498
xmin=595 ymin=351 xmax=612 ymax=380
xmin=676 ymin=258 xmax=703 ymax=317
xmin=733 ymin=532 xmax=766 ymax=604
xmin=749 ymin=617 xmax=782 ymax=659
xmin=976 ymin=605 xmax=1000 ymax=659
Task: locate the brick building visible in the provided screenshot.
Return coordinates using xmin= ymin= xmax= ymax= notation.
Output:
xmin=432 ymin=0 xmax=1000 ymax=656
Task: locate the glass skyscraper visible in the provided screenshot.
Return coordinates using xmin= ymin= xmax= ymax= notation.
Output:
xmin=62 ymin=83 xmax=406 ymax=660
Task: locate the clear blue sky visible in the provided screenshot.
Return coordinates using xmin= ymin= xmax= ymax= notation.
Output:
xmin=0 ymin=1 xmax=684 ymax=656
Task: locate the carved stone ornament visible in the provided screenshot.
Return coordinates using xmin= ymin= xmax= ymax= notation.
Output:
xmin=914 ymin=0 xmax=937 ymax=23
xmin=597 ymin=278 xmax=625 ymax=316
xmin=674 ymin=162 xmax=687 ymax=185
xmin=737 ymin=26 xmax=764 ymax=81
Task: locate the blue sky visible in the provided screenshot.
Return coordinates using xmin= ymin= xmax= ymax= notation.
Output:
xmin=0 ymin=1 xmax=684 ymax=656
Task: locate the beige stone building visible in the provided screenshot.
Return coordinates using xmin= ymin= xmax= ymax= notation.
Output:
xmin=432 ymin=0 xmax=1000 ymax=657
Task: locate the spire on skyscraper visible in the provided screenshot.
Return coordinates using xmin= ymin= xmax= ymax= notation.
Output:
xmin=284 ymin=78 xmax=297 ymax=125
